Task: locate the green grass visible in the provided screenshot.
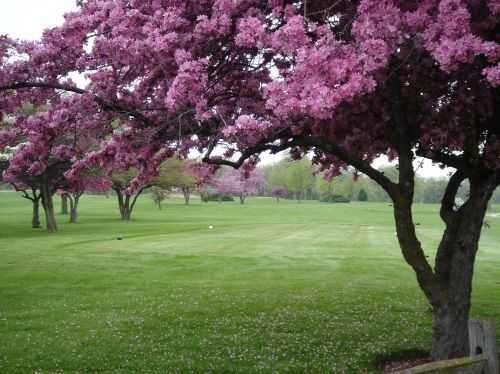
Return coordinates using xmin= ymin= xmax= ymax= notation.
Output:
xmin=0 ymin=193 xmax=499 ymax=373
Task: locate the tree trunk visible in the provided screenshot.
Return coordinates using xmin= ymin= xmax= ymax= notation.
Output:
xmin=121 ymin=205 xmax=131 ymax=220
xmin=41 ymin=182 xmax=57 ymax=233
xmin=429 ymin=179 xmax=495 ymax=360
xmin=68 ymin=193 xmax=80 ymax=224
xmin=61 ymin=194 xmax=69 ymax=215
xmin=117 ymin=192 xmax=131 ymax=220
xmin=431 ymin=296 xmax=471 ymax=360
xmin=239 ymin=193 xmax=245 ymax=204
xmin=182 ymin=187 xmax=190 ymax=205
xmin=116 ymin=190 xmax=136 ymax=220
xmin=70 ymin=207 xmax=78 ymax=223
xmin=32 ymin=198 xmax=41 ymax=228
xmin=391 ymin=171 xmax=496 ymax=361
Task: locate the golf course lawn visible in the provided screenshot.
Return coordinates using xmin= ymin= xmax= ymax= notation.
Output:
xmin=0 ymin=192 xmax=499 ymax=373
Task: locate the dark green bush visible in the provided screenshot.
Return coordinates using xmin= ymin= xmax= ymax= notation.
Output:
xmin=201 ymin=192 xmax=235 ymax=202
xmin=319 ymin=194 xmax=351 ymax=203
xmin=357 ymin=188 xmax=368 ymax=202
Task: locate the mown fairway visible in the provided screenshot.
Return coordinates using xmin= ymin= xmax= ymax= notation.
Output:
xmin=0 ymin=192 xmax=499 ymax=373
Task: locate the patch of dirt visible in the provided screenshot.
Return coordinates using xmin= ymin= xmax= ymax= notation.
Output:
xmin=373 ymin=349 xmax=430 ymax=373
xmin=382 ymin=357 xmax=432 ymax=373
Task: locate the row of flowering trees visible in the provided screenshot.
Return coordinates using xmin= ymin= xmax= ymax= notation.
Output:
xmin=0 ymin=129 xmax=267 ymax=229
xmin=0 ymin=0 xmax=499 ymax=361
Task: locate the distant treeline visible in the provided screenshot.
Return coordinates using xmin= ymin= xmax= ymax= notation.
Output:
xmin=260 ymin=158 xmax=500 ymax=204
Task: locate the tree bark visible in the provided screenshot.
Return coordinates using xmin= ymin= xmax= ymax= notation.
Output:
xmin=429 ymin=176 xmax=496 ymax=360
xmin=182 ymin=187 xmax=190 ymax=205
xmin=67 ymin=192 xmax=82 ymax=224
xmin=116 ymin=188 xmax=143 ymax=220
xmin=239 ymin=193 xmax=245 ymax=204
xmin=40 ymin=181 xmax=57 ymax=233
xmin=390 ymin=169 xmax=497 ymax=361
xmin=117 ymin=192 xmax=131 ymax=220
xmin=61 ymin=194 xmax=69 ymax=215
xmin=32 ymin=198 xmax=41 ymax=228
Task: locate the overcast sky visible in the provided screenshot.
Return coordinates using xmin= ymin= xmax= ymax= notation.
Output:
xmin=1 ymin=1 xmax=77 ymax=40
xmin=0 ymin=1 xmax=451 ymax=177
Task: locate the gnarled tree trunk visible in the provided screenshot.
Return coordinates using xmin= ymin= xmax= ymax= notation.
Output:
xmin=429 ymin=177 xmax=495 ymax=360
xmin=392 ymin=167 xmax=497 ymax=361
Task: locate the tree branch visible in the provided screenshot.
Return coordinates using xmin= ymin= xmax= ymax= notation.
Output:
xmin=129 ymin=186 xmax=147 ymax=213
xmin=0 ymin=82 xmax=157 ymax=128
xmin=307 ymin=137 xmax=399 ymax=199
xmin=440 ymin=170 xmax=466 ymax=224
xmin=415 ymin=148 xmax=473 ymax=175
xmin=11 ymin=183 xmax=35 ymax=202
xmin=203 ymin=134 xmax=398 ymax=198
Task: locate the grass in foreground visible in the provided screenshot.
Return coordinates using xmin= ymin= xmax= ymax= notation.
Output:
xmin=0 ymin=193 xmax=499 ymax=373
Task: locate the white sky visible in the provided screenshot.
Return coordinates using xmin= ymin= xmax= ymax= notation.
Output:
xmin=0 ymin=1 xmax=451 ymax=178
xmin=0 ymin=1 xmax=78 ymax=40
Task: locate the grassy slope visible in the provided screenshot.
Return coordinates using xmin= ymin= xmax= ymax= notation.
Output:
xmin=0 ymin=193 xmax=499 ymax=373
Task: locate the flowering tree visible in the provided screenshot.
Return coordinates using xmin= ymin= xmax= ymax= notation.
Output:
xmin=1 ymin=0 xmax=499 ymax=359
xmin=188 ymin=163 xmax=219 ymax=203
xmin=271 ymin=186 xmax=288 ymax=203
xmin=110 ymin=169 xmax=152 ymax=221
xmin=0 ymin=145 xmax=43 ymax=228
xmin=0 ymin=97 xmax=112 ymax=232
xmin=213 ymin=167 xmax=265 ymax=204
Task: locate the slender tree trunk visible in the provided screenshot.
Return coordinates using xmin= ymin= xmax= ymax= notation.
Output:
xmin=61 ymin=194 xmax=69 ymax=215
xmin=239 ymin=193 xmax=245 ymax=204
xmin=41 ymin=181 xmax=57 ymax=233
xmin=121 ymin=207 xmax=131 ymax=220
xmin=116 ymin=189 xmax=141 ymax=220
xmin=32 ymin=198 xmax=41 ymax=228
xmin=182 ymin=187 xmax=190 ymax=205
xmin=70 ymin=207 xmax=78 ymax=223
xmin=117 ymin=192 xmax=131 ymax=220
xmin=68 ymin=193 xmax=81 ymax=224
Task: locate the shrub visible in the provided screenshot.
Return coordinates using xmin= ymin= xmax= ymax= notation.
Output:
xmin=358 ymin=188 xmax=368 ymax=202
xmin=201 ymin=192 xmax=235 ymax=202
xmin=319 ymin=194 xmax=351 ymax=203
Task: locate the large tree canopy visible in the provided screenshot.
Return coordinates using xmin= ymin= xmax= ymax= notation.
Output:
xmin=1 ymin=0 xmax=499 ymax=361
